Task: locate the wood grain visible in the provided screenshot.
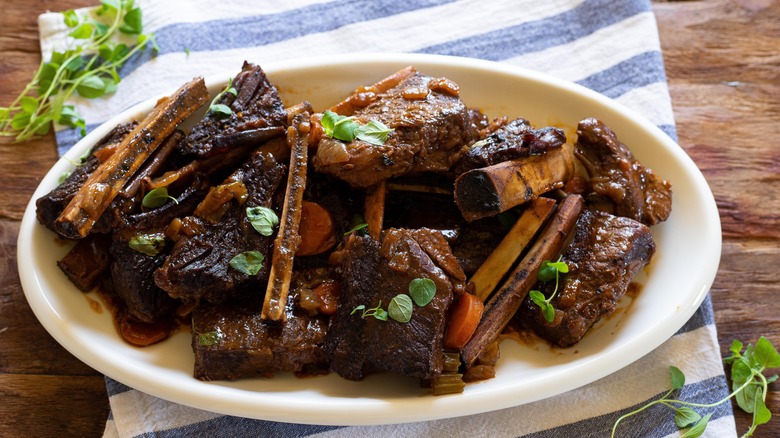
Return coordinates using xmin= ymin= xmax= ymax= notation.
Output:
xmin=654 ymin=0 xmax=780 ymax=435
xmin=0 ymin=0 xmax=777 ymax=436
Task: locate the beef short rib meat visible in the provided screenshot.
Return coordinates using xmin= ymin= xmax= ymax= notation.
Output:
xmin=154 ymin=151 xmax=285 ymax=304
xmin=313 ymin=73 xmax=479 ymax=188
xmin=36 ymin=122 xmax=137 ymax=234
xmin=454 ymin=118 xmax=566 ymax=175
xmin=519 ymin=209 xmax=655 ymax=347
xmin=109 ymin=234 xmax=178 ymax=323
xmin=326 ymin=228 xmax=466 ymax=381
xmin=575 ymin=118 xmax=672 ymax=225
xmin=192 ymin=271 xmax=331 ymax=381
xmin=177 ymin=62 xmax=286 ymax=160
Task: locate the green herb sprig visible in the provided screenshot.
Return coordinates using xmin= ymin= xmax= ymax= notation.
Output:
xmin=612 ymin=337 xmax=779 ymax=437
xmin=321 ymin=110 xmax=393 ymax=146
xmin=142 ymin=187 xmax=178 ymax=208
xmin=352 ymin=278 xmax=437 ymax=324
xmin=128 ymin=232 xmax=166 ymax=256
xmin=196 ymin=330 xmax=223 ymax=347
xmin=246 ymin=206 xmax=279 ymax=236
xmin=528 ymin=257 xmax=569 ymax=323
xmin=229 ymin=250 xmax=264 ymax=276
xmin=0 ymin=0 xmax=157 ymax=142
xmin=208 ymin=77 xmax=237 ymax=118
xmin=351 ymin=301 xmax=388 ymax=321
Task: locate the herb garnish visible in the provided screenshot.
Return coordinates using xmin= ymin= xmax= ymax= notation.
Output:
xmin=321 ymin=110 xmax=393 ymax=146
xmin=408 ymin=278 xmax=436 ymax=307
xmin=388 ymin=294 xmax=413 ymax=323
xmin=246 ymin=206 xmax=279 ymax=237
xmin=612 ymin=337 xmax=779 ymax=437
xmin=142 ymin=187 xmax=178 ymax=208
xmin=197 ymin=330 xmax=223 ymax=347
xmin=344 ymin=213 xmax=369 ymax=236
xmin=352 ymin=277 xmax=437 ymax=323
xmin=128 ymin=232 xmax=166 ymax=256
xmin=228 ymin=250 xmax=264 ymax=275
xmin=208 ymin=77 xmax=237 ymax=118
xmin=351 ymin=301 xmax=388 ymax=321
xmin=0 ymin=0 xmax=156 ymax=142
xmin=344 ymin=222 xmax=368 ymax=236
xmin=528 ymin=257 xmax=569 ymax=323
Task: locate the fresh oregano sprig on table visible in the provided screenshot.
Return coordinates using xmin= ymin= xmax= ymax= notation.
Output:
xmin=0 ymin=0 xmax=156 ymax=142
xmin=611 ymin=336 xmax=779 ymax=437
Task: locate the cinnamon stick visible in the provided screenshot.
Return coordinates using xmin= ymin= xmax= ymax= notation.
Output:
xmin=461 ymin=195 xmax=584 ymax=366
xmin=54 ymin=77 xmax=209 ymax=239
xmin=261 ymin=110 xmax=310 ymax=321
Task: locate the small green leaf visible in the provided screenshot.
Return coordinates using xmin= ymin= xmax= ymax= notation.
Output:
xmin=63 ymin=10 xmax=79 ymax=28
xmin=537 ymin=261 xmax=558 ymax=282
xmin=321 ymin=110 xmax=358 ymax=142
xmin=754 ymin=336 xmax=780 ymax=369
xmin=76 ymin=75 xmax=107 ymax=98
xmin=142 ymin=187 xmax=178 ymax=208
xmin=63 ymin=56 xmax=85 ymax=72
xmin=541 ymin=303 xmax=555 ymax=323
xmin=388 ymin=294 xmax=413 ymax=323
xmin=20 ymin=97 xmax=38 ymax=114
xmin=246 ymin=206 xmax=279 ymax=236
xmin=103 ymin=77 xmax=118 ymax=95
xmin=111 ymin=44 xmax=130 ymax=62
xmin=332 ymin=117 xmax=359 ymax=142
xmin=350 ymin=304 xmax=366 ymax=315
xmin=94 ymin=23 xmax=110 ymax=38
xmin=210 ymin=103 xmax=232 ymax=118
xmin=670 ymin=365 xmax=686 ymax=390
xmin=11 ymin=112 xmax=31 ymax=131
xmin=373 ymin=307 xmax=388 ymax=321
xmin=320 ymin=110 xmax=339 ymax=137
xmin=128 ymin=233 xmax=166 ymax=256
xmin=229 ymin=250 xmax=264 ymax=276
xmin=197 ymin=330 xmax=223 ymax=347
xmin=736 ymin=380 xmax=760 ymax=414
xmin=58 ymin=171 xmax=72 ymax=185
xmin=549 ymin=260 xmax=569 ymax=273
xmin=354 ymin=119 xmax=393 ymax=145
xmin=119 ymin=7 xmax=143 ymax=34
xmin=753 ymin=392 xmax=772 ymax=426
xmin=68 ymin=23 xmax=94 ymax=40
xmin=529 ymin=290 xmax=546 ymax=307
xmin=674 ymin=407 xmax=701 ymax=428
xmin=100 ymin=0 xmax=120 ymax=10
xmin=184 ymin=47 xmax=190 ymax=57
xmin=408 ymin=278 xmax=436 ymax=307
xmin=680 ymin=413 xmax=711 ymax=438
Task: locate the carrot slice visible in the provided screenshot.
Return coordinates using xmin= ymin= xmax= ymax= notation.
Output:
xmin=444 ymin=293 xmax=484 ymax=350
xmin=296 ymin=200 xmax=337 ymax=256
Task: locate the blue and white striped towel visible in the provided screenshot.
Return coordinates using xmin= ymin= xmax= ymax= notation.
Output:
xmin=38 ymin=1 xmax=736 ymax=436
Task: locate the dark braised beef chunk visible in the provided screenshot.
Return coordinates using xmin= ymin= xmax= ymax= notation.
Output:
xmin=154 ymin=151 xmax=286 ymax=304
xmin=177 ymin=62 xmax=287 ymax=161
xmin=383 ymin=189 xmax=504 ymax=276
xmin=454 ymin=118 xmax=566 ymax=175
xmin=575 ymin=118 xmax=672 ymax=225
xmin=192 ymin=270 xmax=332 ymax=381
xmin=326 ymin=228 xmax=466 ymax=381
xmin=109 ymin=233 xmax=179 ymax=323
xmin=56 ymin=234 xmax=113 ymax=291
xmin=36 ymin=122 xmax=137 ymax=234
xmin=519 ymin=209 xmax=655 ymax=347
xmin=313 ymin=73 xmax=479 ymax=188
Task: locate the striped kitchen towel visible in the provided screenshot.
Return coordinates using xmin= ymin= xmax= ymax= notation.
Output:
xmin=37 ymin=0 xmax=737 ymax=437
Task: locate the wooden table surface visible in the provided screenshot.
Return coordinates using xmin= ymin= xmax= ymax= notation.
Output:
xmin=1 ymin=0 xmax=777 ymax=436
